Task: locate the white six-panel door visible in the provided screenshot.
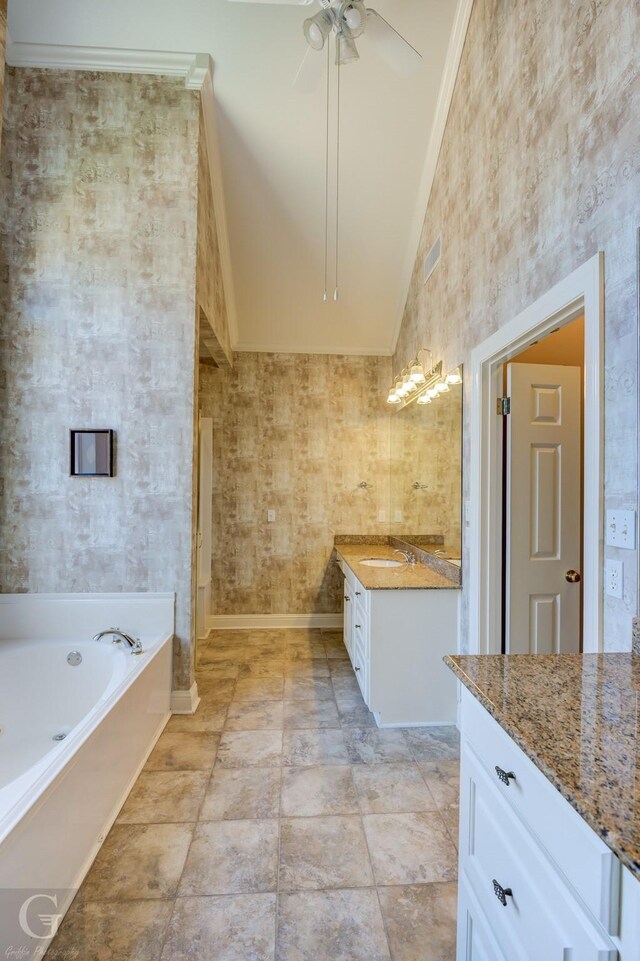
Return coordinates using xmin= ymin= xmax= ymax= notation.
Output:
xmin=505 ymin=363 xmax=581 ymax=654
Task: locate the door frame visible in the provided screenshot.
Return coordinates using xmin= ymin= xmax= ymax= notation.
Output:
xmin=468 ymin=253 xmax=604 ymax=654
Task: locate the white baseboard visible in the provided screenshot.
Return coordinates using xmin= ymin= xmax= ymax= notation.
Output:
xmin=171 ymin=682 xmax=201 ymax=714
xmin=207 ymin=613 xmax=343 ymax=631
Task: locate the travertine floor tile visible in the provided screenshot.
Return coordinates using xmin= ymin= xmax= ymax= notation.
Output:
xmin=234 ymin=677 xmax=285 ymax=702
xmin=277 ymin=889 xmax=391 ymax=961
xmin=145 ymin=732 xmax=219 ymax=771
xmin=284 ymin=659 xmax=330 ymax=678
xmin=377 ymin=883 xmax=458 ymax=961
xmin=283 ymin=677 xmax=335 ymax=700
xmin=403 ymin=726 xmax=460 ymax=761
xmin=363 ymin=812 xmax=457 ymax=885
xmin=418 ymin=759 xmax=460 ymax=808
xmin=196 ymin=659 xmax=241 ymax=679
xmin=195 ymin=677 xmax=235 ymax=699
xmin=344 ymin=729 xmax=414 ymax=765
xmin=280 ymin=766 xmax=359 ymax=817
xmin=216 ymin=731 xmax=284 ymax=767
xmin=161 ymin=894 xmax=277 ymax=961
xmin=336 ymin=695 xmax=377 ymax=728
xmin=179 ymin=820 xmax=279 ymax=895
xmin=283 ymin=698 xmax=340 ymax=729
xmin=351 ymin=763 xmax=437 ymax=814
xmin=200 ymin=768 xmax=282 ymax=820
xmin=238 ymin=658 xmax=286 ymax=679
xmin=48 ymin=899 xmax=173 ymax=961
xmin=118 ymin=771 xmax=208 ymax=824
xmin=80 ymin=823 xmax=193 ymax=901
xmin=279 ymin=816 xmax=373 ymax=890
xmin=225 ymin=700 xmax=285 ymax=730
xmin=283 ymin=729 xmax=349 ymax=766
xmin=166 ymin=697 xmax=229 ymax=733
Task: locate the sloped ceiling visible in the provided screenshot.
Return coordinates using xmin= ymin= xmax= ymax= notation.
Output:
xmin=9 ymin=0 xmax=463 ymax=354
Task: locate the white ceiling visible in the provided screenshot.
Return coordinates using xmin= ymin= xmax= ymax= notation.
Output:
xmin=9 ymin=0 xmax=462 ymax=355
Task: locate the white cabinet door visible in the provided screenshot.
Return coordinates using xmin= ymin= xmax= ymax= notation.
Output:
xmin=457 ymin=874 xmax=508 ymax=961
xmin=342 ymin=581 xmax=354 ymax=663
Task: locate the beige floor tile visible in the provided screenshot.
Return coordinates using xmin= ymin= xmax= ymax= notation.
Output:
xmin=197 ymin=647 xmax=245 ymax=666
xmin=328 ymin=660 xmax=356 ymax=677
xmin=234 ymin=677 xmax=285 ymax=702
xmin=161 ymin=894 xmax=277 ymax=961
xmin=284 ymin=660 xmax=330 ymax=678
xmin=283 ymin=729 xmax=349 ymax=766
xmin=418 ymin=759 xmax=460 ymax=808
xmin=336 ymin=696 xmax=377 ymax=728
xmin=196 ymin=659 xmax=241 ymax=679
xmin=280 ymin=766 xmax=359 ymax=817
xmin=403 ymin=727 xmax=460 ymax=761
xmin=277 ymin=889 xmax=390 ymax=961
xmin=195 ymin=677 xmax=235 ymax=699
xmin=279 ymin=816 xmax=373 ymax=890
xmin=48 ymin=898 xmax=173 ymax=961
xmin=331 ymin=676 xmax=362 ymax=698
xmin=283 ymin=677 xmax=335 ymax=700
xmin=377 ymin=883 xmax=458 ymax=961
xmin=238 ymin=658 xmax=286 ymax=679
xmin=200 ymin=768 xmax=282 ymax=820
xmin=118 ymin=771 xmax=208 ymax=824
xmin=283 ymin=698 xmax=340 ymax=729
xmin=225 ymin=700 xmax=285 ymax=730
xmin=284 ymin=645 xmax=328 ymax=661
xmin=145 ymin=732 xmax=219 ymax=771
xmin=344 ymin=729 xmax=414 ymax=765
xmin=362 ymin=813 xmax=457 ymax=885
xmin=166 ymin=697 xmax=229 ymax=733
xmin=216 ymin=730 xmax=284 ymax=767
xmin=179 ymin=819 xmax=279 ymax=895
xmin=352 ymin=763 xmax=437 ymax=814
xmin=80 ymin=823 xmax=193 ymax=901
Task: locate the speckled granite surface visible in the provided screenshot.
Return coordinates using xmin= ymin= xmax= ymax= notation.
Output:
xmin=336 ymin=545 xmax=459 ymax=591
xmin=445 ymin=653 xmax=640 ymax=879
xmin=391 ymin=538 xmax=461 ymax=586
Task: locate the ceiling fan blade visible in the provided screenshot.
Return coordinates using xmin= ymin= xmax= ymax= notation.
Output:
xmin=365 ymin=9 xmax=422 ymax=78
xmin=293 ymin=46 xmax=324 ymax=93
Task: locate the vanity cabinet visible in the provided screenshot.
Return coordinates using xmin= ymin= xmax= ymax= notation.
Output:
xmin=457 ymin=687 xmax=640 ymax=960
xmin=337 ymin=555 xmax=458 ymax=726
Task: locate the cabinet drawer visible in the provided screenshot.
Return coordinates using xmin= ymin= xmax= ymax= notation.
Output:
xmin=353 ymin=601 xmax=369 ymax=646
xmin=460 ymin=744 xmax=617 ymax=961
xmin=461 ymin=688 xmax=620 ymax=933
xmin=352 ymin=576 xmax=369 ymax=612
xmin=457 ymin=873 xmax=508 ymax=961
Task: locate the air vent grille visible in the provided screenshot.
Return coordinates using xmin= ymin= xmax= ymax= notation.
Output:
xmin=423 ymin=235 xmax=441 ymax=284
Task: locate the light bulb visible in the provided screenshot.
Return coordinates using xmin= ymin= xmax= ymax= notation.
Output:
xmin=435 ymin=381 xmax=449 ymax=394
xmin=387 ymin=389 xmax=401 ymax=405
xmin=340 ymin=1 xmax=366 ymax=38
xmin=426 ymin=386 xmax=439 ymax=400
xmin=410 ymin=363 xmax=425 ymax=384
xmin=304 ymin=10 xmax=333 ymax=51
xmin=417 ymin=393 xmax=432 ymax=405
xmin=308 ymin=23 xmax=323 ymax=46
xmin=446 ymin=367 xmax=462 ymax=385
xmin=336 ymin=29 xmax=359 ymax=65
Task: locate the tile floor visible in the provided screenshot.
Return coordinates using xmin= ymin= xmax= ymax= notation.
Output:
xmin=47 ymin=628 xmax=460 ymax=961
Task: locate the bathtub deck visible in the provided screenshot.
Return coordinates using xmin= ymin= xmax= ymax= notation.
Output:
xmin=46 ymin=628 xmax=460 ymax=961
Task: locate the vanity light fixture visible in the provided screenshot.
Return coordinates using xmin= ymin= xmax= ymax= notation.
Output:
xmin=386 ymin=350 xmax=462 ymax=409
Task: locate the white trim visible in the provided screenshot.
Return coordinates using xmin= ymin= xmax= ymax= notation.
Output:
xmin=389 ymin=0 xmax=474 ymax=355
xmin=468 ymin=253 xmax=604 ymax=655
xmin=5 ymin=41 xmax=238 ymax=355
xmin=234 ymin=342 xmax=392 ymax=357
xmin=171 ymin=682 xmax=201 ymax=714
xmin=207 ymin=613 xmax=343 ymax=630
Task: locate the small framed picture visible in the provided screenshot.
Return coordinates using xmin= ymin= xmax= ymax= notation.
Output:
xmin=70 ymin=429 xmax=115 ymax=477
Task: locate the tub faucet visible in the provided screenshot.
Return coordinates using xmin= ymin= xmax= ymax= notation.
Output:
xmin=393 ymin=549 xmax=416 ymax=565
xmin=93 ymin=627 xmax=143 ymax=655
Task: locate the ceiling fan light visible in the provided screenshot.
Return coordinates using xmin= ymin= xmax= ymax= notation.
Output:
xmin=340 ymin=0 xmax=366 ymax=38
xmin=304 ymin=10 xmax=333 ymax=51
xmin=336 ymin=28 xmax=359 ymax=65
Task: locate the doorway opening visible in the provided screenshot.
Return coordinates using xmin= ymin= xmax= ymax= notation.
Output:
xmin=500 ymin=316 xmax=585 ymax=654
xmin=468 ymin=254 xmax=604 ymax=655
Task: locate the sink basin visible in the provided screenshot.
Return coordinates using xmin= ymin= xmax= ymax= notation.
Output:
xmin=359 ymin=558 xmax=404 ymax=568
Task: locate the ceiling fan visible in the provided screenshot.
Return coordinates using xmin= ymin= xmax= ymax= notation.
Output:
xmin=227 ymin=0 xmax=423 ymax=301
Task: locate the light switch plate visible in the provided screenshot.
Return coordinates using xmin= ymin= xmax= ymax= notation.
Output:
xmin=605 ymin=559 xmax=623 ymax=599
xmin=267 ymin=510 xmax=275 ymax=523
xmin=606 ymin=510 xmax=636 ymax=549
xmin=378 ymin=510 xmax=386 ymax=522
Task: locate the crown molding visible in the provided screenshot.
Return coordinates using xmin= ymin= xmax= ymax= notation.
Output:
xmin=389 ymin=0 xmax=474 ymax=358
xmin=4 ymin=39 xmax=239 ymax=352
xmin=233 ymin=341 xmax=392 ymax=357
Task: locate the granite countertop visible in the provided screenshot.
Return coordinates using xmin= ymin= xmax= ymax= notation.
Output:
xmin=445 ymin=652 xmax=640 ymax=879
xmin=336 ymin=543 xmax=460 ymax=591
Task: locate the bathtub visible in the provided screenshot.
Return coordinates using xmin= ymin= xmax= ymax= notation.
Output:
xmin=0 ymin=593 xmax=174 ymax=958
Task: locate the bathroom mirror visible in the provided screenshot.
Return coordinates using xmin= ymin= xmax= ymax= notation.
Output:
xmin=389 ymin=368 xmax=462 ymax=567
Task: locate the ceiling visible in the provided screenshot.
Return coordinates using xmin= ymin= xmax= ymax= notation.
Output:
xmin=8 ymin=0 xmax=463 ymax=355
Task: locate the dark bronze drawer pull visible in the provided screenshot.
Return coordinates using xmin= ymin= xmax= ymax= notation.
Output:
xmin=355 ymin=591 xmax=361 ymax=596
xmin=355 ymin=624 xmax=362 ymax=629
xmin=492 ymin=879 xmax=513 ymax=907
xmin=355 ymin=666 xmax=361 ymax=672
xmin=344 ymin=596 xmax=350 ymax=601
xmin=495 ymin=766 xmax=516 ymax=786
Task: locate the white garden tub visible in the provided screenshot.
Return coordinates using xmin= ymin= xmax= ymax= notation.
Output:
xmin=0 ymin=593 xmax=174 ymax=957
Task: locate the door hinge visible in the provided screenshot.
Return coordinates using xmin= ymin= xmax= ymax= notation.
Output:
xmin=497 ymin=396 xmax=511 ymax=416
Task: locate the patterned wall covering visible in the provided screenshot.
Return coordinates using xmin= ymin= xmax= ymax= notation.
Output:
xmin=0 ymin=0 xmax=6 ymax=146
xmin=395 ymin=0 xmax=640 ymax=651
xmin=0 ymin=69 xmax=200 ymax=688
xmin=199 ymin=352 xmax=392 ymax=614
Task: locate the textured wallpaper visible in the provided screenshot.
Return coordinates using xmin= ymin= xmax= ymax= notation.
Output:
xmin=395 ymin=0 xmax=640 ymax=650
xmin=0 ymin=69 xmax=200 ymax=688
xmin=199 ymin=352 xmax=392 ymax=614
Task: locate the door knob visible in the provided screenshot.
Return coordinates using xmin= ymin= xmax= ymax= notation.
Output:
xmin=565 ymin=570 xmax=581 ymax=583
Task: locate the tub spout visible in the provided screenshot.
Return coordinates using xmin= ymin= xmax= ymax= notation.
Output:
xmin=93 ymin=627 xmax=143 ymax=654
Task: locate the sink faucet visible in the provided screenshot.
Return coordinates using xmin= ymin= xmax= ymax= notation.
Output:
xmin=93 ymin=627 xmax=143 ymax=655
xmin=393 ymin=549 xmax=416 ymax=565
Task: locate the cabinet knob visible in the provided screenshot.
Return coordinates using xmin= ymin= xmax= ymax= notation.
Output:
xmin=492 ymin=879 xmax=513 ymax=907
xmin=354 ymin=666 xmax=361 ymax=672
xmin=355 ymin=624 xmax=362 ymax=629
xmin=344 ymin=596 xmax=350 ymax=601
xmin=495 ymin=766 xmax=516 ymax=786
xmin=355 ymin=591 xmax=361 ymax=596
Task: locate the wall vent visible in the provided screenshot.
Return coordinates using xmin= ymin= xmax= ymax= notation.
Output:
xmin=423 ymin=235 xmax=441 ymax=284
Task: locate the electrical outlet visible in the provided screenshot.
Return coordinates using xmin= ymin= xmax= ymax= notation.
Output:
xmin=377 ymin=510 xmax=386 ymax=523
xmin=605 ymin=559 xmax=623 ymax=599
xmin=606 ymin=510 xmax=636 ymax=549
xmin=267 ymin=510 xmax=275 ymax=523
xmin=394 ymin=510 xmax=403 ymax=523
